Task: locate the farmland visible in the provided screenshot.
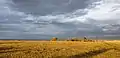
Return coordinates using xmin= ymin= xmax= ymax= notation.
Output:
xmin=0 ymin=40 xmax=120 ymax=58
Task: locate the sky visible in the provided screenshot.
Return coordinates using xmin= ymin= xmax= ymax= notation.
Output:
xmin=0 ymin=0 xmax=120 ymax=39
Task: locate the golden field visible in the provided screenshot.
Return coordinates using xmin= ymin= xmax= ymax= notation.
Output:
xmin=0 ymin=40 xmax=120 ymax=58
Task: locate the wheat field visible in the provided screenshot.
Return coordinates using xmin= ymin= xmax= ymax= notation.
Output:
xmin=0 ymin=40 xmax=120 ymax=58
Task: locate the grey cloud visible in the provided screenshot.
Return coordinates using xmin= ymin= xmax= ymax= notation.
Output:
xmin=0 ymin=0 xmax=120 ymax=39
xmin=11 ymin=0 xmax=88 ymax=15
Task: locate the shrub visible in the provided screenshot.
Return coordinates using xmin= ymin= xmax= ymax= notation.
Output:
xmin=67 ymin=38 xmax=82 ymax=41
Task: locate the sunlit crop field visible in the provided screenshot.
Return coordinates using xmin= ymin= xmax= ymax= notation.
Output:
xmin=0 ymin=40 xmax=120 ymax=58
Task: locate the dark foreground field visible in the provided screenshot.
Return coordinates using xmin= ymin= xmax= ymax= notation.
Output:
xmin=0 ymin=40 xmax=120 ymax=58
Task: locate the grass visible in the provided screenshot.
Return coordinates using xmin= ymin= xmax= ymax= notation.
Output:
xmin=0 ymin=40 xmax=120 ymax=58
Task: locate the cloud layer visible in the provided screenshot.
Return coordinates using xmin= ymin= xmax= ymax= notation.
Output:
xmin=0 ymin=0 xmax=120 ymax=39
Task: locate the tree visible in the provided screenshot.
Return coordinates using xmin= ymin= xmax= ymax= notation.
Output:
xmin=51 ymin=37 xmax=58 ymax=41
xmin=84 ymin=36 xmax=87 ymax=42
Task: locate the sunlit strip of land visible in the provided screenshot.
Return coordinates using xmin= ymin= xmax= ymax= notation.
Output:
xmin=0 ymin=40 xmax=120 ymax=58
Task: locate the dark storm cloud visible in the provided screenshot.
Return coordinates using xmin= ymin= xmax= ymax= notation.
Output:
xmin=11 ymin=0 xmax=88 ymax=15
